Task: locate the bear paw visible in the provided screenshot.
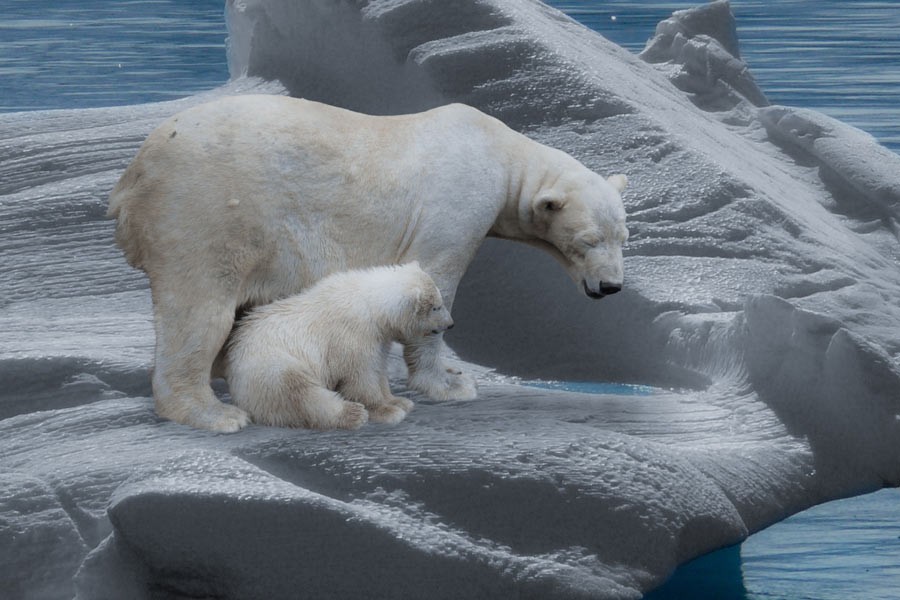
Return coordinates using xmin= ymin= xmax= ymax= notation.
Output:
xmin=157 ymin=397 xmax=251 ymax=433
xmin=408 ymin=367 xmax=477 ymax=401
xmin=337 ymin=401 xmax=370 ymax=430
xmin=386 ymin=395 xmax=415 ymax=413
xmin=209 ymin=404 xmax=253 ymax=433
xmin=367 ymin=403 xmax=408 ymax=425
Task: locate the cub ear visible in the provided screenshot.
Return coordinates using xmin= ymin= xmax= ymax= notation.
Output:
xmin=607 ymin=174 xmax=628 ymax=193
xmin=404 ymin=285 xmax=424 ymax=314
xmin=413 ymin=286 xmax=435 ymax=314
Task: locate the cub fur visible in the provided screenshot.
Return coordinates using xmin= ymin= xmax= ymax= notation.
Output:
xmin=224 ymin=263 xmax=453 ymax=429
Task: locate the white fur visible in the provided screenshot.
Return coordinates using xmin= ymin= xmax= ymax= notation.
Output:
xmin=224 ymin=263 xmax=452 ymax=430
xmin=108 ymin=95 xmax=627 ymax=432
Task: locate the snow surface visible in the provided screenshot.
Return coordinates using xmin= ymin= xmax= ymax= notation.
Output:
xmin=2 ymin=1 xmax=899 ymax=598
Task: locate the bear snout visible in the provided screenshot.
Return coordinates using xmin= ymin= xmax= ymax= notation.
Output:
xmin=433 ymin=322 xmax=454 ymax=334
xmin=582 ymin=280 xmax=622 ymax=298
xmin=601 ymin=283 xmax=622 ymax=295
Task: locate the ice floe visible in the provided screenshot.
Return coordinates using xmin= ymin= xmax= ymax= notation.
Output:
xmin=2 ymin=1 xmax=899 ymax=598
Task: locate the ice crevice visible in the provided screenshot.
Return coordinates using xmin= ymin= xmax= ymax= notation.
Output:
xmin=3 ymin=0 xmax=900 ymax=598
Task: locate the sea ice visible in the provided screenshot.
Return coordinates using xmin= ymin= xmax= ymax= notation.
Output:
xmin=1 ymin=1 xmax=898 ymax=598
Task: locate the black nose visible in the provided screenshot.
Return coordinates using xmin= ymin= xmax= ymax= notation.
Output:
xmin=447 ymin=323 xmax=454 ymax=330
xmin=582 ymin=280 xmax=623 ymax=298
xmin=600 ymin=283 xmax=622 ymax=295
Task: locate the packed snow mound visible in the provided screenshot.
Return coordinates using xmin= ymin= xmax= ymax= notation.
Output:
xmin=643 ymin=0 xmax=742 ymax=59
xmin=2 ymin=0 xmax=900 ymax=598
xmin=6 ymin=385 xmax=810 ymax=600
xmin=639 ymin=0 xmax=768 ymax=110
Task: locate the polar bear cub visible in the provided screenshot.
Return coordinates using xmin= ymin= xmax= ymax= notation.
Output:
xmin=224 ymin=262 xmax=454 ymax=430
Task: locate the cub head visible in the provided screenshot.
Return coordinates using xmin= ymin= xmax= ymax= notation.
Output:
xmin=528 ymin=170 xmax=628 ymax=299
xmin=396 ymin=262 xmax=454 ymax=339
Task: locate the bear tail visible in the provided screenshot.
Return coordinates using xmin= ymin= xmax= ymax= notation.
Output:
xmin=107 ymin=164 xmax=149 ymax=270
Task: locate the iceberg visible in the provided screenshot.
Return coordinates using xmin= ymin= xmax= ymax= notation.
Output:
xmin=1 ymin=1 xmax=898 ymax=598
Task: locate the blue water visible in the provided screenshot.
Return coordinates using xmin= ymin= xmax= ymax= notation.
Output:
xmin=524 ymin=380 xmax=658 ymax=395
xmin=647 ymin=488 xmax=900 ymax=600
xmin=0 ymin=0 xmax=228 ymax=111
xmin=3 ymin=1 xmax=898 ymax=598
xmin=2 ymin=0 xmax=898 ymax=152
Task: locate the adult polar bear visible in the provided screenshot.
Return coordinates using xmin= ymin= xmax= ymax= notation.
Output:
xmin=109 ymin=94 xmax=628 ymax=432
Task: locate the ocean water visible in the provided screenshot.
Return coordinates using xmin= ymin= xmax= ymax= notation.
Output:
xmin=647 ymin=488 xmax=900 ymax=599
xmin=2 ymin=0 xmax=898 ymax=153
xmin=524 ymin=380 xmax=659 ymax=395
xmin=0 ymin=0 xmax=229 ymax=111
xmin=2 ymin=1 xmax=898 ymax=598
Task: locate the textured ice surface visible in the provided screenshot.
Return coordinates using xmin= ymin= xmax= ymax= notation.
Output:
xmin=2 ymin=1 xmax=899 ymax=598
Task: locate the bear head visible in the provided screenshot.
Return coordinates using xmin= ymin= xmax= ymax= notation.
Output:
xmin=394 ymin=262 xmax=454 ymax=340
xmin=528 ymin=171 xmax=628 ymax=299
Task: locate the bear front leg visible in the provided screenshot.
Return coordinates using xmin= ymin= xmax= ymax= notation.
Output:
xmin=404 ymin=333 xmax=477 ymax=401
xmin=379 ymin=375 xmax=415 ymax=415
xmin=152 ymin=299 xmax=250 ymax=433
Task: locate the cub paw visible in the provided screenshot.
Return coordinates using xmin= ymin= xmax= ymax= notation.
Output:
xmin=338 ymin=401 xmax=370 ymax=430
xmin=387 ymin=395 xmax=415 ymax=413
xmin=367 ymin=403 xmax=408 ymax=425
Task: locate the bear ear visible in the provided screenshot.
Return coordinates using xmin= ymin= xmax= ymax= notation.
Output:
xmin=534 ymin=193 xmax=565 ymax=213
xmin=401 ymin=285 xmax=421 ymax=316
xmin=412 ymin=286 xmax=431 ymax=314
xmin=607 ymin=174 xmax=628 ymax=193
xmin=531 ymin=193 xmax=565 ymax=233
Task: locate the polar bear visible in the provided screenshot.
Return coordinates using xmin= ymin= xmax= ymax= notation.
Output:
xmin=224 ymin=262 xmax=452 ymax=430
xmin=108 ymin=94 xmax=628 ymax=432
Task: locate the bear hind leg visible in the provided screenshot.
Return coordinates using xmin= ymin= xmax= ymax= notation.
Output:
xmin=251 ymin=372 xmax=368 ymax=430
xmin=152 ymin=296 xmax=250 ymax=433
xmin=337 ymin=363 xmax=409 ymax=425
xmin=304 ymin=388 xmax=369 ymax=431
